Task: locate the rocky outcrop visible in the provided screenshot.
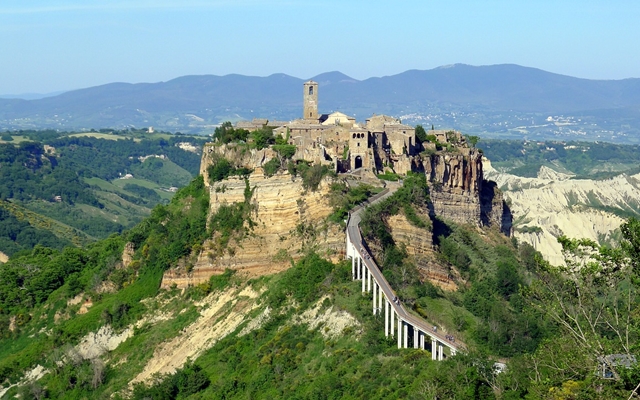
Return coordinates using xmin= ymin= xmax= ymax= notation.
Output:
xmin=167 ymin=139 xmax=512 ymax=289
xmin=424 ymin=148 xmax=483 ymax=195
xmin=199 ymin=143 xmax=278 ymax=185
xmin=388 ymin=213 xmax=433 ymax=256
xmin=121 ymin=242 xmax=135 ymax=269
xmin=387 ymin=213 xmax=456 ymax=290
xmin=161 ymin=170 xmax=343 ymax=289
xmin=423 ymin=149 xmax=511 ymax=234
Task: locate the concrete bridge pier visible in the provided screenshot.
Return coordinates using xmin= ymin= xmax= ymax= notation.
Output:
xmin=372 ymin=281 xmax=377 ymax=315
xmin=403 ymin=323 xmax=409 ymax=348
xmin=397 ymin=316 xmax=402 ymax=348
xmin=438 ymin=343 xmax=444 ymax=361
xmin=361 ymin=263 xmax=366 ymax=293
xmin=432 ymin=338 xmax=437 ymax=360
xmin=385 ymin=299 xmax=389 ymax=336
xmin=351 ymin=256 xmax=355 ymax=280
xmin=390 ymin=306 xmax=394 ymax=337
xmin=413 ymin=327 xmax=419 ymax=349
xmin=367 ymin=267 xmax=371 ymax=292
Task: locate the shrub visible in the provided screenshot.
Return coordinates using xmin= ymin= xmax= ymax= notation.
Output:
xmin=262 ymin=157 xmax=280 ymax=177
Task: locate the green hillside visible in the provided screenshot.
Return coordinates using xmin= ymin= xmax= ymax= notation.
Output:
xmin=1 ymin=173 xmax=639 ymax=399
xmin=0 ymin=130 xmax=208 ymax=256
xmin=482 ymin=139 xmax=640 ymax=178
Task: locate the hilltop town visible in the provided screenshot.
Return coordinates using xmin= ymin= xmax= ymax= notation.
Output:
xmin=230 ymin=80 xmax=470 ymax=178
xmin=176 ymin=81 xmax=511 ymax=290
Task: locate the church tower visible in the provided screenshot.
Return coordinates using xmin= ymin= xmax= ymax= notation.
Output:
xmin=303 ymin=80 xmax=318 ymax=121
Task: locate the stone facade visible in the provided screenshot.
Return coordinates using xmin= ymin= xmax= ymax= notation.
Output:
xmin=233 ymin=81 xmax=418 ymax=176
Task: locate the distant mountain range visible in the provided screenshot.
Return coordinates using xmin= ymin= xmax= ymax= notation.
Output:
xmin=2 ymin=64 xmax=640 ymax=142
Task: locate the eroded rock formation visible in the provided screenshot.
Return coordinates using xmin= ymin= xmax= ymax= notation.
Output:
xmin=164 ymin=137 xmax=511 ymax=289
xmin=161 ymin=170 xmax=343 ymax=289
xmin=424 ymin=148 xmax=512 ymax=235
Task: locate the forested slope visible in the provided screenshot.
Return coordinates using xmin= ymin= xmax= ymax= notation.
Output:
xmin=0 ymin=130 xmax=208 ymax=257
xmin=1 ymin=168 xmax=639 ymax=398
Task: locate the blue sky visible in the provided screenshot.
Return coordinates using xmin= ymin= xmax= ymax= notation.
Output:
xmin=1 ymin=0 xmax=638 ymax=94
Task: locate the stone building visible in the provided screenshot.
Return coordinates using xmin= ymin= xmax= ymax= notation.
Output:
xmin=233 ymin=80 xmax=420 ymax=175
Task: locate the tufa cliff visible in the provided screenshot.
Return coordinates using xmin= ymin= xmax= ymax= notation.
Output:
xmin=162 ymin=143 xmax=343 ymax=289
xmin=424 ymin=146 xmax=512 ymax=235
xmin=163 ymin=130 xmax=511 ymax=289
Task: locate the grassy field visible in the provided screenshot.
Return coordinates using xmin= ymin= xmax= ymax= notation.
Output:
xmin=0 ymin=135 xmax=31 ymax=143
xmin=110 ymin=178 xmax=175 ymax=201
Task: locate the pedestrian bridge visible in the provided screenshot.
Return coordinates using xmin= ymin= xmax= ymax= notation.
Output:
xmin=346 ymin=187 xmax=464 ymax=360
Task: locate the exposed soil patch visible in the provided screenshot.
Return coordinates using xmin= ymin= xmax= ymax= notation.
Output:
xmin=129 ymin=285 xmax=261 ymax=387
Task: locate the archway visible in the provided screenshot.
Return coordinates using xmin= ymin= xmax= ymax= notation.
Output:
xmin=354 ymin=156 xmax=363 ymax=169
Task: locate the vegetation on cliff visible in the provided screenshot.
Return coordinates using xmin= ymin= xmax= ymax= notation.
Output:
xmin=0 ymin=176 xmax=210 ymax=388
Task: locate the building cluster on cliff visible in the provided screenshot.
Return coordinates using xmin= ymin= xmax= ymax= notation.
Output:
xmin=222 ymin=81 xmax=511 ymax=235
xmin=234 ymin=81 xmax=467 ymax=176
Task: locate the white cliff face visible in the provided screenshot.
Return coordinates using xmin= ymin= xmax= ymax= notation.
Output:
xmin=484 ymin=159 xmax=640 ymax=266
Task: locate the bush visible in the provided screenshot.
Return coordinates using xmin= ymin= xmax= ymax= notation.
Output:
xmin=273 ymin=144 xmax=296 ymax=159
xmin=262 ymin=157 xmax=280 ymax=177
xmin=268 ymin=253 xmax=334 ymax=307
xmin=298 ymin=163 xmax=331 ymax=191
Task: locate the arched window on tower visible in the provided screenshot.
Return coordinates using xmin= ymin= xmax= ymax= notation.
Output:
xmin=309 ymin=86 xmax=314 ymax=95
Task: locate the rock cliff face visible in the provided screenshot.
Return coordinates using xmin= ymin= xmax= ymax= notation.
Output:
xmin=199 ymin=143 xmax=277 ymax=183
xmin=164 ymin=140 xmax=511 ymax=289
xmin=161 ymin=169 xmax=343 ymax=289
xmin=386 ymin=213 xmax=457 ymax=290
xmin=423 ymin=149 xmax=512 ymax=234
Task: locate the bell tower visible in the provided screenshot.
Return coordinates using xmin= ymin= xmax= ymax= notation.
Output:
xmin=303 ymin=80 xmax=318 ymax=121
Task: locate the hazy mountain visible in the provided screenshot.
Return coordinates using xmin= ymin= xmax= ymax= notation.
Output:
xmin=1 ymin=64 xmax=639 ymax=141
xmin=0 ymin=90 xmax=67 ymax=100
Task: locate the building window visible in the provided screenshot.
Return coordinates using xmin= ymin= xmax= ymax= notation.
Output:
xmin=357 ymin=143 xmax=360 ymax=147
xmin=310 ymin=112 xmax=312 ymax=117
xmin=309 ymin=86 xmax=314 ymax=95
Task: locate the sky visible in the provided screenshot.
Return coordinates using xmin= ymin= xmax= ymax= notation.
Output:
xmin=1 ymin=0 xmax=638 ymax=94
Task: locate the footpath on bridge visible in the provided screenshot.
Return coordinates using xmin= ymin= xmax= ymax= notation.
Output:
xmin=346 ymin=181 xmax=466 ymax=357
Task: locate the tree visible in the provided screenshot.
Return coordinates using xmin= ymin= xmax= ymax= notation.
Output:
xmin=415 ymin=125 xmax=428 ymax=143
xmin=466 ymin=135 xmax=480 ymax=148
xmin=526 ymin=219 xmax=640 ymax=382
